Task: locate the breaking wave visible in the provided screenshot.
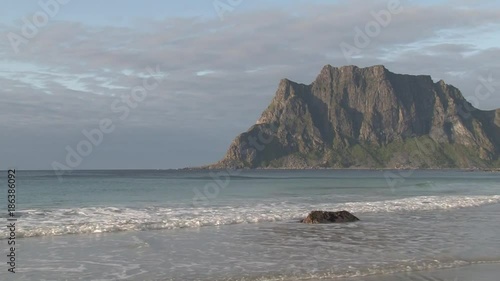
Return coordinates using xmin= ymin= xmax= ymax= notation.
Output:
xmin=4 ymin=195 xmax=500 ymax=238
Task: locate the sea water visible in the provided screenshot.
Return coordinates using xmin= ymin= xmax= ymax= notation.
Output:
xmin=1 ymin=170 xmax=499 ymax=280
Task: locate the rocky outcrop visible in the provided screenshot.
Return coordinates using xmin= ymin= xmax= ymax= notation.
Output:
xmin=210 ymin=65 xmax=500 ymax=169
xmin=301 ymin=210 xmax=360 ymax=223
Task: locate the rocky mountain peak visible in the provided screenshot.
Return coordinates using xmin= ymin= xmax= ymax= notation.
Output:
xmin=209 ymin=65 xmax=500 ymax=169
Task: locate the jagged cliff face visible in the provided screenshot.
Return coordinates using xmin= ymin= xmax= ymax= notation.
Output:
xmin=211 ymin=65 xmax=500 ymax=169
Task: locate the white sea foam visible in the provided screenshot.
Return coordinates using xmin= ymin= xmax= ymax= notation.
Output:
xmin=5 ymin=195 xmax=500 ymax=238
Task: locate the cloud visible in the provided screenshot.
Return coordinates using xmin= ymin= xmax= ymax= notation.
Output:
xmin=1 ymin=0 xmax=500 ymax=168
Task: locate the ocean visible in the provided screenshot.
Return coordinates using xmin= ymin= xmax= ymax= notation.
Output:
xmin=1 ymin=169 xmax=499 ymax=280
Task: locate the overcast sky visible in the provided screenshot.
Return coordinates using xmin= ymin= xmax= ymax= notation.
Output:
xmin=1 ymin=0 xmax=500 ymax=170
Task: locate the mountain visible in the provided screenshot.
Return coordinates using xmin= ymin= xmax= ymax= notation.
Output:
xmin=209 ymin=65 xmax=500 ymax=169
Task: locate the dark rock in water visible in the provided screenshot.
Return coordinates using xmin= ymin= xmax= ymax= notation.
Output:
xmin=301 ymin=210 xmax=359 ymax=223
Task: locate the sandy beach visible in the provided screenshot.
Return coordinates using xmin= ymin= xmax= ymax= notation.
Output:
xmin=341 ymin=263 xmax=500 ymax=281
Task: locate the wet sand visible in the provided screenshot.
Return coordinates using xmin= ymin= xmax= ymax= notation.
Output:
xmin=334 ymin=263 xmax=500 ymax=281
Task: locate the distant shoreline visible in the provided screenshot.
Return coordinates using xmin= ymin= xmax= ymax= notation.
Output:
xmin=4 ymin=167 xmax=500 ymax=172
xmin=183 ymin=166 xmax=500 ymax=172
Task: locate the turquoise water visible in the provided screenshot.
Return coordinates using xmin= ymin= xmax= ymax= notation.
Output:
xmin=1 ymin=170 xmax=500 ymax=280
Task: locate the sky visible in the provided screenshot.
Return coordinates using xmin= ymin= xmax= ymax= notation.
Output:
xmin=1 ymin=0 xmax=500 ymax=170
